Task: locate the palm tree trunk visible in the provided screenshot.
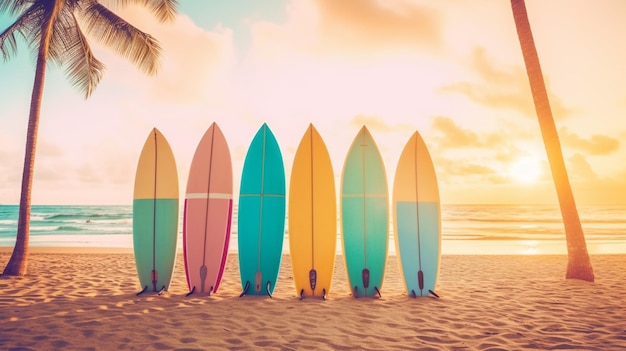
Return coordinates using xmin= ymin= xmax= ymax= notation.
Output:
xmin=510 ymin=0 xmax=594 ymax=281
xmin=3 ymin=1 xmax=64 ymax=276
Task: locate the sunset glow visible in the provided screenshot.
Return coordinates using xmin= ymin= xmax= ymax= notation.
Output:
xmin=509 ymin=156 xmax=543 ymax=184
xmin=0 ymin=1 xmax=625 ymax=206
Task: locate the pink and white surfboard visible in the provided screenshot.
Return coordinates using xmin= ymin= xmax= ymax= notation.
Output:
xmin=183 ymin=122 xmax=233 ymax=295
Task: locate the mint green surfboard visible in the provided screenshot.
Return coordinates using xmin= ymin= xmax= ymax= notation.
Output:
xmin=238 ymin=124 xmax=286 ymax=297
xmin=133 ymin=128 xmax=179 ymax=294
xmin=340 ymin=126 xmax=389 ymax=298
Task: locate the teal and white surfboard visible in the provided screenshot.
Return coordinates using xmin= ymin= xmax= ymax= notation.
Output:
xmin=340 ymin=126 xmax=389 ymax=298
xmin=393 ymin=131 xmax=441 ymax=298
xmin=238 ymin=123 xmax=286 ymax=297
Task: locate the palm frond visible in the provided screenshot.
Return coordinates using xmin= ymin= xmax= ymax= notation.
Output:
xmin=81 ymin=2 xmax=161 ymax=75
xmin=146 ymin=0 xmax=178 ymax=23
xmin=97 ymin=0 xmax=178 ymax=22
xmin=0 ymin=0 xmax=32 ymax=16
xmin=47 ymin=5 xmax=74 ymax=63
xmin=47 ymin=5 xmax=104 ymax=98
xmin=23 ymin=2 xmax=58 ymax=59
xmin=0 ymin=5 xmax=40 ymax=60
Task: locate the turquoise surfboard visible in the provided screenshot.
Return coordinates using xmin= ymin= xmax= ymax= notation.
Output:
xmin=393 ymin=131 xmax=441 ymax=298
xmin=238 ymin=123 xmax=286 ymax=297
xmin=133 ymin=128 xmax=179 ymax=294
xmin=340 ymin=126 xmax=389 ymax=298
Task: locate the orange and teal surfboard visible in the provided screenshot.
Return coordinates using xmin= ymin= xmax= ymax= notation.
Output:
xmin=393 ymin=131 xmax=441 ymax=298
xmin=133 ymin=128 xmax=179 ymax=294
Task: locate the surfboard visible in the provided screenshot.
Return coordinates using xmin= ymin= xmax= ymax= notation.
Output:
xmin=133 ymin=128 xmax=179 ymax=294
xmin=393 ymin=131 xmax=441 ymax=298
xmin=289 ymin=124 xmax=336 ymax=300
xmin=183 ymin=122 xmax=233 ymax=296
xmin=238 ymin=123 xmax=286 ymax=297
xmin=340 ymin=126 xmax=389 ymax=298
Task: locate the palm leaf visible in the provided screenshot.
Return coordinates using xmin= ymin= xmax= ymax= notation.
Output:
xmin=0 ymin=0 xmax=31 ymax=16
xmin=47 ymin=6 xmax=104 ymax=97
xmin=80 ymin=2 xmax=161 ymax=75
xmin=146 ymin=0 xmax=178 ymax=23
xmin=96 ymin=0 xmax=178 ymax=22
xmin=0 ymin=3 xmax=45 ymax=60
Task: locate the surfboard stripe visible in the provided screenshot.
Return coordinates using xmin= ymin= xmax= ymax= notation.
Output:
xmin=239 ymin=194 xmax=285 ymax=197
xmin=342 ymin=193 xmax=387 ymax=198
xmin=185 ymin=192 xmax=233 ymax=199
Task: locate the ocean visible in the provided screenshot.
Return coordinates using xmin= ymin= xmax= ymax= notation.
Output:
xmin=0 ymin=204 xmax=624 ymax=255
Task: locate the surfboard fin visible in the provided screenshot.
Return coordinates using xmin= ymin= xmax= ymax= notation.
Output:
xmin=158 ymin=286 xmax=166 ymax=295
xmin=353 ymin=286 xmax=359 ymax=298
xmin=309 ymin=269 xmax=317 ymax=291
xmin=266 ymin=281 xmax=273 ymax=298
xmin=137 ymin=285 xmax=148 ymax=296
xmin=200 ymin=265 xmax=208 ymax=294
xmin=429 ymin=290 xmax=440 ymax=299
xmin=374 ymin=286 xmax=381 ymax=298
xmin=209 ymin=286 xmax=214 ymax=297
xmin=240 ymin=281 xmax=250 ymax=297
xmin=254 ymin=271 xmax=263 ymax=293
xmin=151 ymin=269 xmax=159 ymax=292
xmin=299 ymin=289 xmax=305 ymax=300
xmin=362 ymin=268 xmax=370 ymax=289
xmin=418 ymin=270 xmax=424 ymax=291
xmin=322 ymin=288 xmax=327 ymax=301
xmin=186 ymin=286 xmax=196 ymax=297
xmin=411 ymin=289 xmax=417 ymax=298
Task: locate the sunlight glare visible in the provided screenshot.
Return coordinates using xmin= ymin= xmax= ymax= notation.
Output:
xmin=509 ymin=156 xmax=542 ymax=184
xmin=520 ymin=240 xmax=540 ymax=255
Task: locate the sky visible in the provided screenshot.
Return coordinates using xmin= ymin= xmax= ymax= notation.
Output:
xmin=0 ymin=0 xmax=625 ymax=206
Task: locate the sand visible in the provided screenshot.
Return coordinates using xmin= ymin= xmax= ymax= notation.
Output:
xmin=1 ymin=248 xmax=624 ymax=350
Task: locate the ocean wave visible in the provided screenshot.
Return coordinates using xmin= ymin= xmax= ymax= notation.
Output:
xmin=56 ymin=226 xmax=83 ymax=232
xmin=45 ymin=213 xmax=130 ymax=221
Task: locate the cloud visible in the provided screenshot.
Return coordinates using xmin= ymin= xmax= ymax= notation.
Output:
xmin=250 ymin=0 xmax=442 ymax=61
xmin=315 ymin=0 xmax=441 ymax=53
xmin=439 ymin=47 xmax=573 ymax=119
xmin=567 ymin=153 xmax=597 ymax=181
xmin=348 ymin=114 xmax=414 ymax=133
xmin=448 ymin=162 xmax=496 ymax=176
xmin=432 ymin=116 xmax=479 ymax=147
xmin=434 ymin=156 xmax=505 ymax=185
xmin=94 ymin=6 xmax=237 ymax=105
xmin=430 ymin=116 xmax=484 ymax=149
xmin=559 ymin=127 xmax=619 ymax=156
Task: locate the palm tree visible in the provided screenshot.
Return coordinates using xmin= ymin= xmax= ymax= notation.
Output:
xmin=0 ymin=0 xmax=178 ymax=276
xmin=510 ymin=0 xmax=594 ymax=281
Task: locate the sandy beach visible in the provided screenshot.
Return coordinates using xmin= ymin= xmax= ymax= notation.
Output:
xmin=1 ymin=248 xmax=624 ymax=350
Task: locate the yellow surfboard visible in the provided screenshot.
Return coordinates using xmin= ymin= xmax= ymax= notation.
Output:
xmin=288 ymin=124 xmax=337 ymax=300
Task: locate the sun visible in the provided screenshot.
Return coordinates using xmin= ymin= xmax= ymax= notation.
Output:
xmin=509 ymin=156 xmax=543 ymax=184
